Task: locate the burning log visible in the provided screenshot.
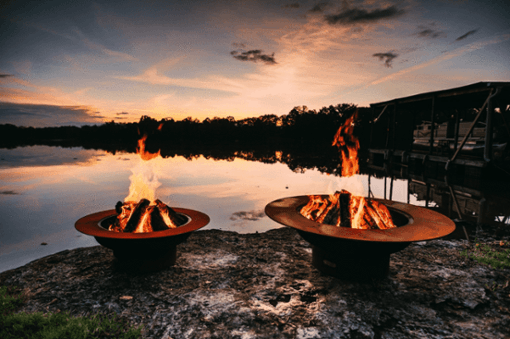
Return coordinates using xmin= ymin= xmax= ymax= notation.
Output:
xmin=124 ymin=199 xmax=151 ymax=232
xmin=155 ymin=199 xmax=188 ymax=227
xmin=367 ymin=200 xmax=396 ymax=229
xmin=148 ymin=205 xmax=170 ymax=231
xmin=339 ymin=190 xmax=351 ymax=228
xmin=109 ymin=199 xmax=187 ymax=233
xmin=300 ymin=190 xmax=396 ymax=230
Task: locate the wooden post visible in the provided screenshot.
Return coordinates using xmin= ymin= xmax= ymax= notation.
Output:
xmin=429 ymin=96 xmax=436 ymax=155
xmin=446 ymin=89 xmax=493 ymax=169
xmin=392 ymin=103 xmax=397 ymax=151
xmin=425 ymin=183 xmax=430 ymax=208
xmin=369 ymin=106 xmax=375 ymax=149
xmin=389 ymin=176 xmax=394 ymax=201
xmin=484 ymin=89 xmax=499 ymax=161
xmin=384 ymin=176 xmax=387 ymax=200
xmin=453 ymin=109 xmax=460 ymax=153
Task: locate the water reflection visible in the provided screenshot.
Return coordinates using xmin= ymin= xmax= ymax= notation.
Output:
xmin=0 ymin=145 xmax=507 ymax=272
xmin=366 ymin=165 xmax=510 ymax=227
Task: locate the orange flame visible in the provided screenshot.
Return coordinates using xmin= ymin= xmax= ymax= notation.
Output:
xmin=300 ymin=192 xmax=396 ymax=229
xmin=332 ymin=110 xmax=359 ymax=177
xmin=137 ymin=135 xmax=160 ymax=161
xmin=300 ymin=109 xmax=396 ymax=230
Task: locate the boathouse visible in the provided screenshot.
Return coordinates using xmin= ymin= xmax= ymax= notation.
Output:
xmin=368 ymin=81 xmax=510 ymax=179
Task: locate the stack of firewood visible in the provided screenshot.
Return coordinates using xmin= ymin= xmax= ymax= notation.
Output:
xmin=300 ymin=190 xmax=396 ymax=229
xmin=109 ymin=199 xmax=187 ymax=233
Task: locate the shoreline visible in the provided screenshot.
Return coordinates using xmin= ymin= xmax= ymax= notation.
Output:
xmin=1 ymin=227 xmax=509 ymax=338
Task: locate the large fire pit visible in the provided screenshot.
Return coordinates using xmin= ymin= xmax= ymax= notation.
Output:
xmin=75 ymin=208 xmax=209 ymax=272
xmin=265 ymin=195 xmax=455 ymax=280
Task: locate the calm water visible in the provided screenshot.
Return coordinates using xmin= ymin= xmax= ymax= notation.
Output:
xmin=0 ymin=145 xmax=507 ymax=272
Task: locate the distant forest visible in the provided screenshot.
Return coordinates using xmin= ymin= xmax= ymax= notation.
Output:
xmin=0 ymin=104 xmax=377 ymax=158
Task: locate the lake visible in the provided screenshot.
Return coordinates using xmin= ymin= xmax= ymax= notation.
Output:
xmin=0 ymin=145 xmax=507 ymax=273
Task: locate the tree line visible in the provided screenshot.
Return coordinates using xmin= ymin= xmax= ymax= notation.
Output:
xmin=0 ymin=104 xmax=375 ymax=156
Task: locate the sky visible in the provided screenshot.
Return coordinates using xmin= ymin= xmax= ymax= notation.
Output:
xmin=0 ymin=0 xmax=509 ymax=127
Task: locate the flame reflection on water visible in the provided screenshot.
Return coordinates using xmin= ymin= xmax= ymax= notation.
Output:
xmin=0 ymin=145 xmax=439 ymax=272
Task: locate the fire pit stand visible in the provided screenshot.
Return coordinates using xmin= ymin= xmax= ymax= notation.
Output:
xmin=75 ymin=208 xmax=209 ymax=272
xmin=265 ymin=196 xmax=455 ymax=280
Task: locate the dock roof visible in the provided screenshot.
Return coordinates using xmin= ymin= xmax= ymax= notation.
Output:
xmin=370 ymin=81 xmax=510 ymax=107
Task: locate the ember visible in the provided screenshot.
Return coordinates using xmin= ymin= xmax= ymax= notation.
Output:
xmin=300 ymin=190 xmax=396 ymax=229
xmin=109 ymin=199 xmax=188 ymax=233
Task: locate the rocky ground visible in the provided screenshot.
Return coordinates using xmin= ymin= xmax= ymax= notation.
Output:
xmin=1 ymin=226 xmax=510 ymax=339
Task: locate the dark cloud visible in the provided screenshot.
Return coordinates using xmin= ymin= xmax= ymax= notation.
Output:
xmin=324 ymin=5 xmax=405 ymax=25
xmin=0 ymin=102 xmax=103 ymax=127
xmin=0 ymin=190 xmax=20 ymax=195
xmin=230 ymin=210 xmax=266 ymax=221
xmin=373 ymin=52 xmax=398 ymax=68
xmin=116 ymin=111 xmax=129 ymax=115
xmin=416 ymin=28 xmax=445 ymax=39
xmin=455 ymin=29 xmax=478 ymax=41
xmin=231 ymin=49 xmax=277 ymax=65
xmin=309 ymin=2 xmax=328 ymax=13
xmin=232 ymin=42 xmax=246 ymax=49
xmin=0 ymin=74 xmax=14 ymax=78
xmin=282 ymin=3 xmax=300 ymax=9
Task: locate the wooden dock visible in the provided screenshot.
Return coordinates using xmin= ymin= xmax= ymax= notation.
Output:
xmin=367 ymin=81 xmax=510 ymax=180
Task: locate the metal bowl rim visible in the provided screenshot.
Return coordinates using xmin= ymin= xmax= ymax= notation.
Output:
xmin=265 ymin=195 xmax=455 ymax=243
xmin=75 ymin=208 xmax=210 ymax=239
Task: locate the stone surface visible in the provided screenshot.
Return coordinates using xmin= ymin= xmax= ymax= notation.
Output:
xmin=1 ymin=227 xmax=510 ymax=339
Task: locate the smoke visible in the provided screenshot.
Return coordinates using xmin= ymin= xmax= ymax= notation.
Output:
xmin=124 ymin=160 xmax=162 ymax=202
xmin=329 ymin=175 xmax=367 ymax=197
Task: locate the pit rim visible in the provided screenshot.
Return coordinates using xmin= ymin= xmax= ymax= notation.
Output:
xmin=265 ymin=195 xmax=455 ymax=243
xmin=75 ymin=208 xmax=210 ymax=239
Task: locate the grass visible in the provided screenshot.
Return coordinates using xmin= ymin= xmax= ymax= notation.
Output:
xmin=0 ymin=286 xmax=143 ymax=339
xmin=461 ymin=240 xmax=510 ymax=270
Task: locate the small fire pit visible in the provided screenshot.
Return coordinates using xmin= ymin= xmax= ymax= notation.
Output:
xmin=75 ymin=207 xmax=209 ymax=272
xmin=265 ymin=195 xmax=455 ymax=280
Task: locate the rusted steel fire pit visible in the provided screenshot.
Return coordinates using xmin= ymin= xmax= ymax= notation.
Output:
xmin=75 ymin=208 xmax=209 ymax=272
xmin=265 ymin=195 xmax=455 ymax=280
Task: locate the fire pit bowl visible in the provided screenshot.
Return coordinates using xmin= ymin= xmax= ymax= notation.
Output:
xmin=75 ymin=208 xmax=209 ymax=272
xmin=265 ymin=195 xmax=455 ymax=280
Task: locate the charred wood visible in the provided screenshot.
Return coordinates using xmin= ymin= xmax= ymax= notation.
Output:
xmin=148 ymin=205 xmax=170 ymax=231
xmin=124 ymin=199 xmax=151 ymax=232
xmin=339 ymin=190 xmax=351 ymax=228
xmin=155 ymin=199 xmax=187 ymax=227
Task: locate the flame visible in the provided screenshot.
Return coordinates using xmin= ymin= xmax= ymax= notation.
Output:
xmin=332 ymin=111 xmax=359 ymax=177
xmin=124 ymin=134 xmax=163 ymax=203
xmin=109 ymin=132 xmax=180 ymax=233
xmin=300 ymin=110 xmax=396 ymax=230
xmin=137 ymin=135 xmax=161 ymax=161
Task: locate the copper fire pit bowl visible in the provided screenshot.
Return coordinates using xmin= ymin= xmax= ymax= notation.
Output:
xmin=75 ymin=208 xmax=210 ymax=272
xmin=265 ymin=195 xmax=455 ymax=280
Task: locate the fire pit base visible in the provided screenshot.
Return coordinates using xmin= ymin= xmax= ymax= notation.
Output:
xmin=312 ymin=246 xmax=390 ymax=280
xmin=95 ymin=236 xmax=186 ymax=273
xmin=297 ymin=229 xmax=410 ymax=281
xmin=111 ymin=248 xmax=177 ymax=273
xmin=265 ymin=196 xmax=456 ymax=281
xmin=75 ymin=208 xmax=210 ymax=273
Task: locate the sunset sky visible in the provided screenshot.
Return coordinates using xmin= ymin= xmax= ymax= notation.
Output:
xmin=1 ymin=0 xmax=509 ymax=127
